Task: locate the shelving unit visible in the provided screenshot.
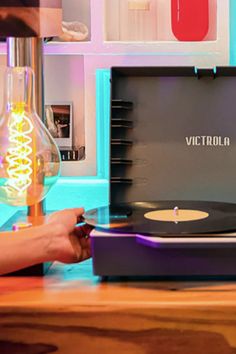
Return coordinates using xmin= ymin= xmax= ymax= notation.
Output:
xmin=105 ymin=0 xmax=217 ymax=42
xmin=0 ymin=0 xmax=230 ymax=178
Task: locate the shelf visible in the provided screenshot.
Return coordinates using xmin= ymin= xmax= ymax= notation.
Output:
xmin=0 ymin=0 xmax=228 ymax=62
xmin=111 ymin=139 xmax=133 ymax=146
xmin=111 ymin=177 xmax=133 ymax=184
xmin=57 ymin=0 xmax=91 ymax=42
xmin=105 ymin=0 xmax=217 ymax=42
xmin=0 ymin=41 xmax=223 ymax=59
xmin=111 ymin=158 xmax=133 ymax=165
xmin=111 ymin=123 xmax=133 ymax=129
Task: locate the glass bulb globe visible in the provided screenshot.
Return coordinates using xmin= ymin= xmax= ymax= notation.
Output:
xmin=0 ymin=67 xmax=61 ymax=206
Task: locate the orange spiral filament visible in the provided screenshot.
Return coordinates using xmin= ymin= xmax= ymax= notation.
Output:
xmin=5 ymin=106 xmax=33 ymax=197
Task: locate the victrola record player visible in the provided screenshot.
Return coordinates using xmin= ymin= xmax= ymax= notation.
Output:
xmin=85 ymin=66 xmax=236 ymax=278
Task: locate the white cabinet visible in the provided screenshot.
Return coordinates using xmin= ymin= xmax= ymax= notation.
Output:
xmin=0 ymin=0 xmax=230 ymax=177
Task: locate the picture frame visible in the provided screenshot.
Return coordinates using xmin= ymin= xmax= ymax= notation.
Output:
xmin=45 ymin=102 xmax=73 ymax=149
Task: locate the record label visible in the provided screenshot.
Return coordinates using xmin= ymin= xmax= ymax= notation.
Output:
xmin=144 ymin=209 xmax=209 ymax=222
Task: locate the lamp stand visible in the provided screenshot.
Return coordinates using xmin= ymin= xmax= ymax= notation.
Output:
xmin=7 ymin=37 xmax=46 ymax=223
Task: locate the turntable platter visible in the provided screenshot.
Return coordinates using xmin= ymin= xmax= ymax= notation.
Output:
xmin=83 ymin=200 xmax=236 ymax=236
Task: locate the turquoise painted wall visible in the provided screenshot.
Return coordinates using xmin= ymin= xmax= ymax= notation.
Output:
xmin=230 ymin=0 xmax=236 ymax=65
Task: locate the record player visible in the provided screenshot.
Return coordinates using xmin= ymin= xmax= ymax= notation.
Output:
xmin=85 ymin=66 xmax=236 ymax=278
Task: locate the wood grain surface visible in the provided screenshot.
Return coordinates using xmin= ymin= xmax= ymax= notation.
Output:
xmin=1 ymin=261 xmax=236 ymax=353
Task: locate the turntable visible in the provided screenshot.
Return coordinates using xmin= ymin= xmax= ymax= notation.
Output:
xmin=85 ymin=66 xmax=236 ymax=278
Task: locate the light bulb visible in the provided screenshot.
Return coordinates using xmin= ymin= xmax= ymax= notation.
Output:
xmin=0 ymin=67 xmax=61 ymax=206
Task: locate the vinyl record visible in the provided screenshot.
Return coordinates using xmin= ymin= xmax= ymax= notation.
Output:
xmin=83 ymin=201 xmax=236 ymax=236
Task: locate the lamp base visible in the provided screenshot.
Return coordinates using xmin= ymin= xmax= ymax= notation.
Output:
xmin=0 ymin=211 xmax=52 ymax=277
xmin=1 ymin=210 xmax=47 ymax=230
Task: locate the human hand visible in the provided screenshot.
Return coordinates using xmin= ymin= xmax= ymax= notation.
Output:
xmin=47 ymin=207 xmax=85 ymax=235
xmin=46 ymin=208 xmax=93 ymax=264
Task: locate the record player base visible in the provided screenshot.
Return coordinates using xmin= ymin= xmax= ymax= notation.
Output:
xmin=91 ymin=230 xmax=236 ymax=279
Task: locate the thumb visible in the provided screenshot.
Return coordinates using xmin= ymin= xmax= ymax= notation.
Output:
xmin=69 ymin=208 xmax=85 ymax=222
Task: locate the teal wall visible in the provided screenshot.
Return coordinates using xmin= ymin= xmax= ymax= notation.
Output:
xmin=230 ymin=0 xmax=236 ymax=65
xmin=96 ymin=69 xmax=110 ymax=180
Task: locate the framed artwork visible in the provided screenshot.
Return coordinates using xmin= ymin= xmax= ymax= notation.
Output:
xmin=45 ymin=102 xmax=73 ymax=148
xmin=45 ymin=102 xmax=85 ymax=163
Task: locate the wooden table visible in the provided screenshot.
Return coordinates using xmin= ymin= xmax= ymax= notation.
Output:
xmin=1 ymin=260 xmax=236 ymax=354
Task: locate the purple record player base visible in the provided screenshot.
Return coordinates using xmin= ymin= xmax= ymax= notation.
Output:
xmin=91 ymin=229 xmax=236 ymax=279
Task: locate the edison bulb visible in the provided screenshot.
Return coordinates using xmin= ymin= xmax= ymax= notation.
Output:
xmin=0 ymin=67 xmax=60 ymax=206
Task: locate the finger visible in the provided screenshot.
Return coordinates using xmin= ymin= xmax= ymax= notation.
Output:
xmin=69 ymin=232 xmax=91 ymax=262
xmin=79 ymin=243 xmax=92 ymax=262
xmin=77 ymin=235 xmax=91 ymax=250
xmin=69 ymin=233 xmax=83 ymax=260
xmin=73 ymin=207 xmax=85 ymax=222
xmin=71 ymin=240 xmax=91 ymax=263
xmin=81 ymin=248 xmax=91 ymax=261
xmin=74 ymin=224 xmax=93 ymax=238
xmin=64 ymin=208 xmax=85 ymax=223
xmin=64 ymin=207 xmax=84 ymax=215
